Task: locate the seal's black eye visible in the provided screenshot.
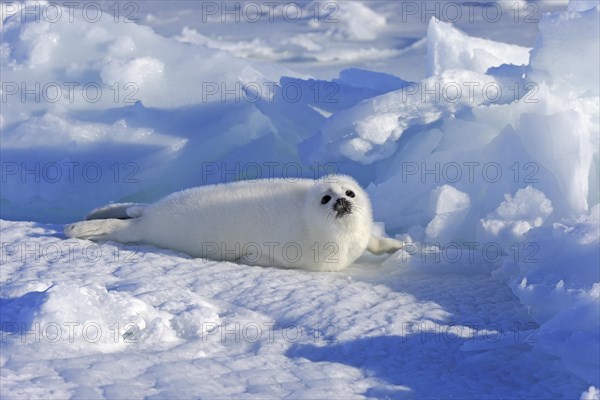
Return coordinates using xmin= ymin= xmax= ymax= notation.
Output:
xmin=321 ymin=195 xmax=332 ymax=205
xmin=345 ymin=190 xmax=356 ymax=198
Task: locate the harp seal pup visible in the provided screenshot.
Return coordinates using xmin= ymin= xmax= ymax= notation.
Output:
xmin=65 ymin=175 xmax=403 ymax=271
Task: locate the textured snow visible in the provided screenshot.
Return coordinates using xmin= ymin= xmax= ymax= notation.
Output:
xmin=0 ymin=219 xmax=593 ymax=398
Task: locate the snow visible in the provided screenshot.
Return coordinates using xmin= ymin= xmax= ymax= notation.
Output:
xmin=1 ymin=0 xmax=599 ymax=398
xmin=0 ymin=220 xmax=593 ymax=398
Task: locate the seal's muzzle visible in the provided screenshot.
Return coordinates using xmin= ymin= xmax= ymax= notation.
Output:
xmin=333 ymin=197 xmax=352 ymax=218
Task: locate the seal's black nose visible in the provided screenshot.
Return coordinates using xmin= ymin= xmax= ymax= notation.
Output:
xmin=333 ymin=197 xmax=352 ymax=217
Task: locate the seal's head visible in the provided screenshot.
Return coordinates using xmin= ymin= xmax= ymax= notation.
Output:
xmin=306 ymin=174 xmax=373 ymax=230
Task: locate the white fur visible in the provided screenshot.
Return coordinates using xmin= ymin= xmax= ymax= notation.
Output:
xmin=65 ymin=175 xmax=401 ymax=271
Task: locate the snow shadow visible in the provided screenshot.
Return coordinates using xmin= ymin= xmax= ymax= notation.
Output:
xmin=0 ymin=291 xmax=49 ymax=336
xmin=350 ymin=259 xmax=533 ymax=334
xmin=287 ymin=333 xmax=542 ymax=399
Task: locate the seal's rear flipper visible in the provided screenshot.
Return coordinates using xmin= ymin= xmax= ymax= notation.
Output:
xmin=86 ymin=203 xmax=147 ymax=220
xmin=65 ymin=219 xmax=140 ymax=242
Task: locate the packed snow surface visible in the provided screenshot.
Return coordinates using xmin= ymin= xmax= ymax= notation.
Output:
xmin=1 ymin=0 xmax=599 ymax=398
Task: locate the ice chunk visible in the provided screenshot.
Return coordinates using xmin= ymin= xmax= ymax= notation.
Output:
xmin=19 ymin=22 xmax=60 ymax=65
xmin=516 ymin=110 xmax=595 ymax=216
xmin=428 ymin=184 xmax=471 ymax=215
xmin=427 ymin=17 xmax=531 ymax=76
xmin=529 ymin=7 xmax=600 ymax=96
xmin=425 ymin=185 xmax=470 ymax=242
xmin=3 ymin=113 xmax=186 ymax=150
xmin=480 ymin=186 xmax=553 ymax=240
xmin=101 ymin=56 xmax=164 ymax=88
xmin=568 ymin=0 xmax=599 ymax=12
xmin=335 ymin=68 xmax=412 ymax=93
xmin=492 ymin=205 xmax=600 ymax=385
xmin=537 ymin=285 xmax=600 ymax=385
xmin=580 ymin=386 xmax=600 ymax=400
xmin=320 ymin=1 xmax=386 ymax=41
xmin=304 ymin=69 xmax=503 ymax=165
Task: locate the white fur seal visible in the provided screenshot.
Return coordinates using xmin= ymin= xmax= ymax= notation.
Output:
xmin=65 ymin=175 xmax=403 ymax=271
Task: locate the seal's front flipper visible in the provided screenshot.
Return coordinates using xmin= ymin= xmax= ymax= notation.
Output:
xmin=86 ymin=203 xmax=147 ymax=220
xmin=367 ymin=235 xmax=404 ymax=255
